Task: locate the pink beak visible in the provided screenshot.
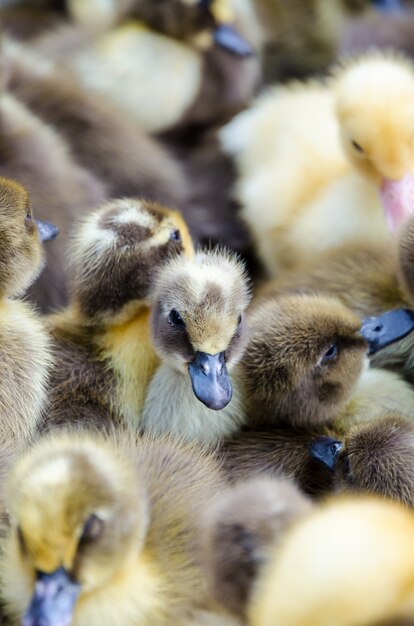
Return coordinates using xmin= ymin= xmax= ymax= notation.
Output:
xmin=380 ymin=172 xmax=414 ymax=232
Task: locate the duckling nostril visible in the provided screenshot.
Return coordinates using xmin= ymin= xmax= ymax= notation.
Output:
xmin=373 ymin=324 xmax=383 ymax=333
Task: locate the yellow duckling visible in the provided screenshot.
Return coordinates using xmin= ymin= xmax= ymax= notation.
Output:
xmin=37 ymin=0 xmax=258 ymax=134
xmin=0 ymin=429 xmax=226 ymax=626
xmin=221 ymin=51 xmax=414 ymax=276
xmin=45 ymin=198 xmax=194 ymax=431
xmin=250 ymin=497 xmax=414 ymax=626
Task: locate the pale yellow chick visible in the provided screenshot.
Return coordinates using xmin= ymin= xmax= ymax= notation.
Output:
xmin=221 ymin=52 xmax=414 ymax=276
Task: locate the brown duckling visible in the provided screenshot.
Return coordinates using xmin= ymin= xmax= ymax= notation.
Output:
xmin=2 ymin=37 xmax=190 ymax=211
xmin=141 ymin=248 xmax=251 ymax=442
xmin=310 ymin=413 xmax=414 ymax=508
xmin=249 ymin=496 xmax=414 ymax=626
xmin=201 ymin=476 xmax=312 ymax=620
xmin=0 ymin=429 xmax=228 ymax=626
xmin=0 ymin=82 xmax=105 ymax=311
xmin=44 ymin=198 xmax=194 ymax=431
xmin=36 ymin=0 xmax=258 ymax=134
xmin=240 ymin=294 xmax=367 ymax=430
xmin=0 ymin=176 xmax=54 ymax=442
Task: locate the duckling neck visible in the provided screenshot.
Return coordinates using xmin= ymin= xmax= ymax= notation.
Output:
xmin=141 ymin=364 xmax=246 ymax=442
xmin=98 ymin=306 xmax=160 ymax=427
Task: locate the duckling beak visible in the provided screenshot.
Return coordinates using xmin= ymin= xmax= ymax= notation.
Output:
xmin=188 ymin=351 xmax=233 ymax=410
xmin=22 ymin=567 xmax=80 ymax=626
xmin=372 ymin=0 xmax=404 ymax=12
xmin=361 ymin=308 xmax=414 ymax=355
xmin=380 ymin=172 xmax=414 ymax=232
xmin=35 ymin=219 xmax=60 ymax=242
xmin=213 ymin=24 xmax=253 ymax=57
xmin=309 ymin=437 xmax=343 ymax=472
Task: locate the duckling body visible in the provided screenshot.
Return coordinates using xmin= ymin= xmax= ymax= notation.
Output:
xmin=0 ymin=431 xmax=227 ymax=626
xmin=222 ymin=53 xmax=414 ymax=276
xmin=0 ymin=89 xmax=105 ymax=311
xmin=3 ymin=37 xmax=190 ymax=209
xmin=0 ymin=177 xmax=52 ymax=442
xmin=201 ymin=476 xmax=312 ymax=620
xmin=45 ymin=198 xmax=194 ymax=432
xmin=249 ymin=497 xmax=414 ymax=626
xmin=141 ymin=249 xmax=251 ymax=443
xmin=38 ymin=0 xmax=258 ymax=134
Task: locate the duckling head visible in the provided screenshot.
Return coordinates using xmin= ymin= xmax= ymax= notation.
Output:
xmin=150 ymin=248 xmax=251 ymax=410
xmin=0 ymin=176 xmax=58 ymax=298
xmin=68 ymin=198 xmax=194 ymax=324
xmin=69 ymin=0 xmax=253 ymax=56
xmin=311 ymin=414 xmax=414 ymax=508
xmin=243 ymin=295 xmax=367 ymax=428
xmin=334 ymin=52 xmax=414 ymax=231
xmin=4 ymin=432 xmax=147 ymax=626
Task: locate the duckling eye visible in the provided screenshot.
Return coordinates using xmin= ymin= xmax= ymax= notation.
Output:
xmin=351 ymin=140 xmax=364 ymax=153
xmin=321 ymin=343 xmax=338 ymax=364
xmin=170 ymin=229 xmax=182 ymax=243
xmin=17 ymin=526 xmax=26 ymax=552
xmin=169 ymin=309 xmax=185 ymax=327
xmin=237 ymin=314 xmax=242 ymax=326
xmin=79 ymin=514 xmax=104 ymax=546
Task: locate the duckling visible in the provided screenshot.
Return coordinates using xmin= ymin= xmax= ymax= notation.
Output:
xmin=0 ymin=429 xmax=228 ymax=626
xmin=141 ymin=248 xmax=251 ymax=443
xmin=37 ymin=0 xmax=258 ymax=134
xmin=2 ymin=37 xmax=190 ymax=210
xmin=201 ymin=476 xmax=312 ymax=620
xmin=45 ymin=198 xmax=194 ymax=431
xmin=0 ymin=87 xmax=106 ymax=311
xmin=0 ymin=176 xmax=54 ymax=442
xmin=240 ymin=294 xmax=367 ymax=429
xmin=310 ymin=414 xmax=414 ymax=508
xmin=221 ymin=51 xmax=414 ymax=276
xmin=249 ymin=497 xmax=414 ymax=626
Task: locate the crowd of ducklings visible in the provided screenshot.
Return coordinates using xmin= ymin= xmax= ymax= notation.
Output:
xmin=4 ymin=1 xmax=414 ymax=626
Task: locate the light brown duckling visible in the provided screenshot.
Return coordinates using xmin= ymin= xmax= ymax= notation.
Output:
xmin=0 ymin=176 xmax=54 ymax=442
xmin=201 ymin=476 xmax=312 ymax=620
xmin=44 ymin=198 xmax=193 ymax=432
xmin=141 ymin=248 xmax=251 ymax=442
xmin=249 ymin=496 xmax=414 ymax=626
xmin=240 ymin=294 xmax=367 ymax=429
xmin=0 ymin=429 xmax=227 ymax=626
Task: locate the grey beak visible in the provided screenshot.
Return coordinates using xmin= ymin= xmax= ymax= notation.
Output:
xmin=188 ymin=351 xmax=233 ymax=410
xmin=213 ymin=23 xmax=254 ymax=57
xmin=361 ymin=308 xmax=414 ymax=355
xmin=35 ymin=220 xmax=59 ymax=243
xmin=310 ymin=436 xmax=343 ymax=472
xmin=22 ymin=567 xmax=80 ymax=626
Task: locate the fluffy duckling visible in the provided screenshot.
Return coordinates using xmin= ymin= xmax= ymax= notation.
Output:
xmin=0 ymin=83 xmax=105 ymax=311
xmin=2 ymin=38 xmax=190 ymax=210
xmin=45 ymin=198 xmax=194 ymax=431
xmin=240 ymin=294 xmax=367 ymax=429
xmin=141 ymin=249 xmax=251 ymax=442
xmin=0 ymin=430 xmax=227 ymax=626
xmin=201 ymin=476 xmax=312 ymax=619
xmin=221 ymin=51 xmax=414 ymax=276
xmin=311 ymin=414 xmax=414 ymax=508
xmin=0 ymin=176 xmax=54 ymax=442
xmin=249 ymin=497 xmax=414 ymax=626
xmin=37 ymin=0 xmax=258 ymax=134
